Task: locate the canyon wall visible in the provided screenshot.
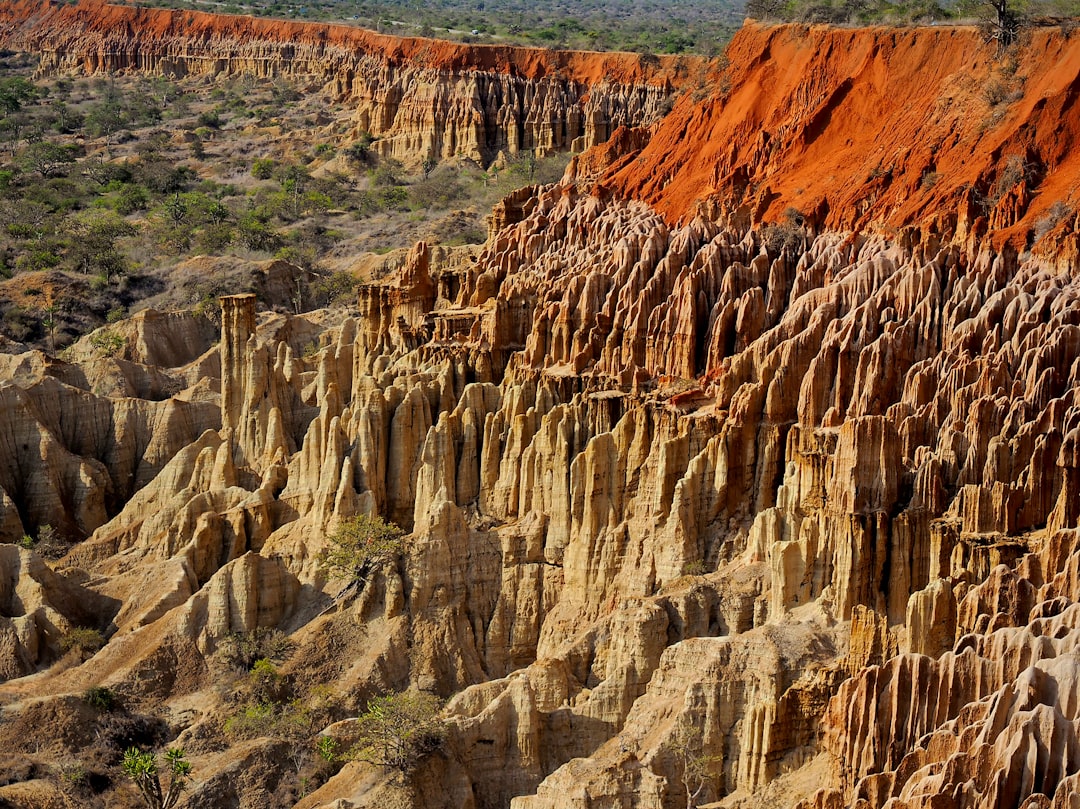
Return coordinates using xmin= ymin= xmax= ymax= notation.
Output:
xmin=0 ymin=0 xmax=688 ymax=166
xmin=593 ymin=22 xmax=1080 ymax=250
xmin=1 ymin=12 xmax=1080 ymax=809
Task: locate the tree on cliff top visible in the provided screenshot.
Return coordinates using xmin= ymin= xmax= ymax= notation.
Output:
xmin=960 ymin=0 xmax=1025 ymax=48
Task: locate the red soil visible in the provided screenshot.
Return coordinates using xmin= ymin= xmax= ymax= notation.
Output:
xmin=601 ymin=22 xmax=1080 ymax=247
xmin=0 ymin=0 xmax=691 ymax=86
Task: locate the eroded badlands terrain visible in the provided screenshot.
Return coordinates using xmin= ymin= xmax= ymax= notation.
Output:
xmin=1 ymin=4 xmax=1080 ymax=809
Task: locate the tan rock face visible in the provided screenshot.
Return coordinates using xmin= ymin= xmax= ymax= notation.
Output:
xmin=1 ymin=178 xmax=1079 ymax=809
xmin=0 ymin=317 xmax=220 ymax=544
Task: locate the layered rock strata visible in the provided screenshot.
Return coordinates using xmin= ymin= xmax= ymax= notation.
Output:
xmin=0 ymin=0 xmax=689 ymax=166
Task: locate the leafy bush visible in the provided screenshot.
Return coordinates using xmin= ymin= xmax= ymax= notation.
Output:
xmin=89 ymin=329 xmax=125 ymax=357
xmin=84 ymin=685 xmax=118 ymax=712
xmin=350 ymin=691 xmax=445 ymax=773
xmin=409 ymin=174 xmax=466 ymax=210
xmin=33 ymin=523 xmax=67 ymax=559
xmin=224 ymin=700 xmax=277 ymax=740
xmin=251 ymin=158 xmax=275 ymax=180
xmin=114 ymin=184 xmax=151 ymax=215
xmin=320 ymin=513 xmax=405 ymax=584
xmin=196 ymin=109 xmax=223 ymax=129
xmin=316 ymin=735 xmax=339 ymax=763
xmin=310 ymin=269 xmax=358 ymax=307
xmin=60 ymin=627 xmax=105 ymax=656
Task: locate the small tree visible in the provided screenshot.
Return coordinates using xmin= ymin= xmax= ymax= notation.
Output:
xmin=352 ymin=691 xmax=445 ymax=773
xmin=65 ymin=211 xmax=136 ymax=284
xmin=320 ymin=513 xmax=404 ymax=586
xmin=21 ymin=141 xmax=78 ymax=179
xmin=251 ymin=157 xmax=275 ymax=180
xmin=0 ymin=77 xmax=37 ymax=113
xmin=122 ymin=747 xmax=191 ymax=809
xmin=960 ymin=0 xmax=1025 ymax=49
xmin=672 ymin=721 xmax=721 ymax=809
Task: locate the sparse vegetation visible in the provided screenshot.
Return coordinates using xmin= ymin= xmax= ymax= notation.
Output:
xmin=0 ymin=60 xmax=570 ymax=350
xmin=350 ymin=690 xmax=445 ymax=773
xmin=89 ymin=328 xmax=125 ymax=357
xmin=60 ymin=627 xmax=105 ymax=657
xmin=122 ymin=747 xmax=192 ymax=809
xmin=134 ymin=0 xmax=740 ymax=55
xmin=761 ymin=207 xmax=807 ymax=255
xmin=83 ymin=685 xmax=119 ymax=712
xmin=216 ymin=627 xmax=296 ymax=672
xmin=672 ymin=721 xmax=722 ymax=809
xmin=320 ymin=513 xmax=405 ymax=586
xmin=1035 ymin=199 xmax=1074 ymax=239
xmin=746 ymin=0 xmax=1078 ymax=28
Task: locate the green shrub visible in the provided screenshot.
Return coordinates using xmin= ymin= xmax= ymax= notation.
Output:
xmin=224 ymin=701 xmax=277 ymax=740
xmin=115 ymin=184 xmax=150 ymax=215
xmin=60 ymin=627 xmax=105 ymax=656
xmin=83 ymin=685 xmax=118 ymax=711
xmin=317 ymin=735 xmax=339 ymax=763
xmin=350 ymin=691 xmax=445 ymax=772
xmin=310 ymin=269 xmax=358 ymax=307
xmin=89 ymin=329 xmax=124 ymax=357
xmin=251 ymin=158 xmax=275 ymax=180
xmin=320 ymin=514 xmax=405 ymax=585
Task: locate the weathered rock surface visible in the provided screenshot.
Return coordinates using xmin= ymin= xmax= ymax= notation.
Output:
xmin=0 ymin=0 xmax=689 ymax=167
xmin=0 ymin=14 xmax=1079 ymax=809
xmin=598 ymin=23 xmax=1080 ymax=251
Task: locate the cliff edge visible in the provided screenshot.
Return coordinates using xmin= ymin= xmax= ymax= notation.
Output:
xmin=596 ymin=22 xmax=1080 ymax=252
xmin=0 ymin=0 xmax=693 ymax=166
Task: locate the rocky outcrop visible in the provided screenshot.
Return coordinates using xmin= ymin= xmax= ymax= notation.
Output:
xmin=0 ymin=0 xmax=689 ymax=167
xmin=0 ymin=346 xmax=220 ymax=543
xmin=4 ymin=182 xmax=1078 ymax=806
xmin=0 ymin=544 xmax=119 ymax=679
xmin=1 ymin=16 xmax=1080 ymax=809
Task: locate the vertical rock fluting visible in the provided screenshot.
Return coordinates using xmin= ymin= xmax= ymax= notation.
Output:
xmin=59 ymin=185 xmax=1080 ymax=808
xmin=3 ymin=19 xmax=1080 ymax=809
xmin=0 ymin=0 xmax=686 ymax=168
xmin=3 ymin=179 xmax=1080 ymax=808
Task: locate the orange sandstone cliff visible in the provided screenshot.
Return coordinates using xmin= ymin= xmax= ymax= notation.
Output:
xmin=1 ymin=13 xmax=1080 ymax=809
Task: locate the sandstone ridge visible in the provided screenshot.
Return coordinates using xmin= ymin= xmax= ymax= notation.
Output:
xmin=0 ymin=0 xmax=690 ymax=166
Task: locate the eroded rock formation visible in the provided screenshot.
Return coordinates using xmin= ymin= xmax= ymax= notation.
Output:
xmin=0 ymin=13 xmax=1079 ymax=809
xmin=0 ymin=0 xmax=689 ymax=167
